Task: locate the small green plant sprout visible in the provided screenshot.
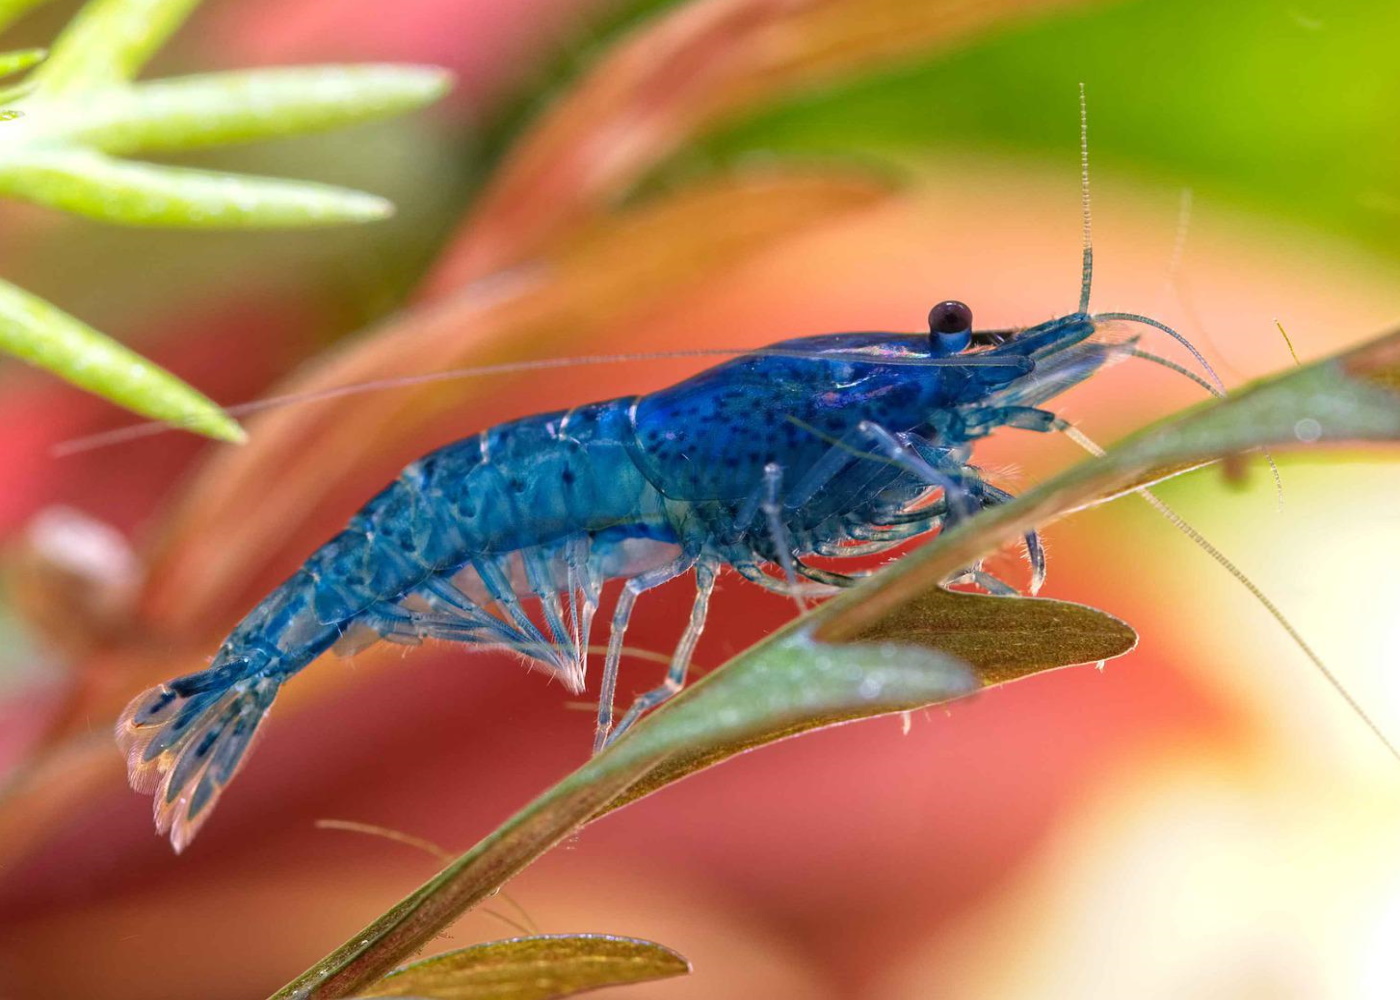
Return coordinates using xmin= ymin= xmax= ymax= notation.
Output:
xmin=0 ymin=0 xmax=451 ymax=442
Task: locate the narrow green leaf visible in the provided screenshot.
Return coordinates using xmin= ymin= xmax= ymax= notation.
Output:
xmin=0 ymin=149 xmax=393 ymax=226
xmin=600 ymin=590 xmax=1134 ymax=816
xmin=0 ymin=0 xmax=54 ymax=35
xmin=0 ymin=278 xmax=243 ymax=441
xmin=353 ymin=935 xmax=690 ymax=1000
xmin=30 ymin=0 xmax=201 ymax=94
xmin=273 ymin=640 xmax=977 ymax=998
xmin=61 ymin=65 xmax=453 ymax=154
xmin=271 ymin=588 xmax=1134 ymax=999
xmin=0 ymin=47 xmax=44 ymax=79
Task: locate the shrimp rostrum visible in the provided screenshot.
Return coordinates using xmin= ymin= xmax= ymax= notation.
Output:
xmin=120 ymin=291 xmax=1169 ymax=851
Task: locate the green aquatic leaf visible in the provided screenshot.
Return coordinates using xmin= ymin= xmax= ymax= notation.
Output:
xmin=353 ymin=935 xmax=689 ymax=1000
xmin=60 ymin=65 xmax=452 ymax=155
xmin=271 ymin=325 xmax=1400 ymax=1000
xmin=0 ymin=0 xmax=449 ymax=437
xmin=0 ymin=278 xmax=244 ymax=441
xmin=0 ymin=149 xmax=393 ymax=227
xmin=270 ymin=588 xmax=1132 ymax=999
xmin=28 ymin=0 xmax=200 ymax=94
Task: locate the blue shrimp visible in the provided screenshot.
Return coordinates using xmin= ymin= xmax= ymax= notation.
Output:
xmin=117 ymin=94 xmax=1234 ymax=852
xmin=117 ymin=292 xmax=1160 ymax=850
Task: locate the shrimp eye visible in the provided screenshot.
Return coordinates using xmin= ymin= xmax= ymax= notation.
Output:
xmin=928 ymin=300 xmax=973 ymax=354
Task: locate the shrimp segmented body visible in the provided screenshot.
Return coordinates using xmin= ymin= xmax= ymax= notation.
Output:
xmin=118 ymin=301 xmax=1147 ymax=850
xmin=121 ymin=81 xmax=1259 ymax=851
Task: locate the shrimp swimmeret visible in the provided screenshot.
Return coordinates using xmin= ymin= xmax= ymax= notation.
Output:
xmin=118 ymin=99 xmax=1243 ymax=853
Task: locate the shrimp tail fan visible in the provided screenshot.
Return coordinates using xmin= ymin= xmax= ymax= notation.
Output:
xmin=115 ymin=666 xmax=280 ymax=852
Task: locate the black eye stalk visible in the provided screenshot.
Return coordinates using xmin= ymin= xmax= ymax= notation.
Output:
xmin=928 ymin=300 xmax=1015 ymax=354
xmin=928 ymin=300 xmax=973 ymax=356
xmin=928 ymin=300 xmax=973 ymax=334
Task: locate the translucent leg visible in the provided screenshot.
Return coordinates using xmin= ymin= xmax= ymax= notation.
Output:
xmin=593 ymin=555 xmax=697 ymax=753
xmin=564 ymin=536 xmax=604 ymax=681
xmin=761 ymin=462 xmax=807 ymax=614
xmin=901 ymin=438 xmax=1044 ymax=594
xmin=978 ymin=482 xmax=1047 ymax=594
xmin=471 ymin=556 xmax=570 ymax=678
xmin=950 ymin=567 xmax=1020 ymax=597
xmin=415 ymin=578 xmax=523 ymax=644
xmin=523 ymin=548 xmax=581 ymax=690
xmin=731 ymin=560 xmax=833 ymax=598
xmin=605 ymin=560 xmax=718 ymax=747
xmin=856 ymin=421 xmax=977 ymax=520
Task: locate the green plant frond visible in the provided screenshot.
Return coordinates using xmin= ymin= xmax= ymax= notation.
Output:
xmin=0 ymin=149 xmax=394 ymax=226
xmin=0 ymin=278 xmax=244 ymax=442
xmin=55 ymin=64 xmax=454 ymax=155
xmin=28 ymin=0 xmax=201 ymax=94
xmin=0 ymin=0 xmax=451 ymax=437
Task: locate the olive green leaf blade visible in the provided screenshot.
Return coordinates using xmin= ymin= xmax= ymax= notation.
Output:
xmin=352 ymin=935 xmax=690 ymax=1000
xmin=64 ymin=65 xmax=453 ymax=155
xmin=271 ymin=590 xmax=1133 ymax=999
xmin=29 ymin=0 xmax=199 ymax=95
xmin=602 ymin=589 xmax=1135 ymax=816
xmin=0 ymin=149 xmax=392 ymax=226
xmin=0 ymin=277 xmax=243 ymax=441
xmin=0 ymin=46 xmax=44 ymax=78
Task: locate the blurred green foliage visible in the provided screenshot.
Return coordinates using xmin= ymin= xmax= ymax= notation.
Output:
xmin=696 ymin=0 xmax=1400 ymax=261
xmin=0 ymin=0 xmax=448 ymax=440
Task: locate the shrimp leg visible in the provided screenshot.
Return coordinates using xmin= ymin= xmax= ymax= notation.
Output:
xmin=595 ymin=553 xmax=699 ymax=752
xmin=604 ymin=559 xmax=720 ymax=748
xmin=904 ymin=438 xmax=1047 ymax=593
xmin=761 ymin=462 xmax=807 ymax=613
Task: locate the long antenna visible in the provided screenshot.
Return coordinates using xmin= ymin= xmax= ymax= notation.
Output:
xmin=1059 ymin=422 xmax=1400 ymax=763
xmin=1078 ymin=82 xmax=1094 ymax=314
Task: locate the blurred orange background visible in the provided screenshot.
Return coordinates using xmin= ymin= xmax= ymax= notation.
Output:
xmin=1 ymin=1 xmax=1399 ymax=998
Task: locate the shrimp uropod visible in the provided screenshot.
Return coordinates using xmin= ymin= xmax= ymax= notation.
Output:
xmin=115 ymin=95 xmax=1233 ymax=853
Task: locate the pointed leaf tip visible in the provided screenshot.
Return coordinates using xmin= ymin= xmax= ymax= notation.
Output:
xmin=0 ymin=278 xmax=243 ymax=442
